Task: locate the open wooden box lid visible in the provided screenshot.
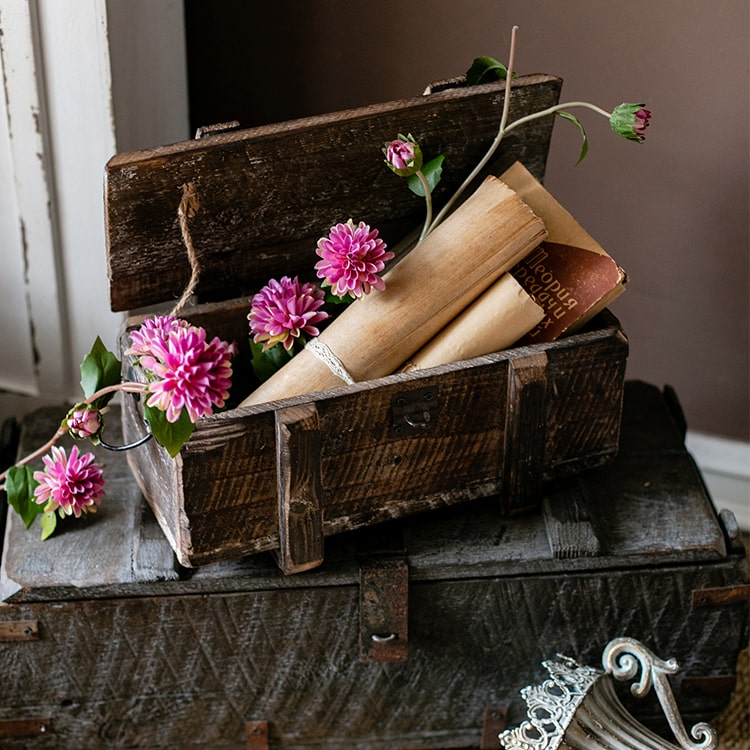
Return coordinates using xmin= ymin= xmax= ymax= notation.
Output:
xmin=104 ymin=74 xmax=562 ymax=312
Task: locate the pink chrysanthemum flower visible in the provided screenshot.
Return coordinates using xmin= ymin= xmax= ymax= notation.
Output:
xmin=33 ymin=445 xmax=105 ymax=518
xmin=65 ymin=404 xmax=102 ymax=440
xmin=125 ymin=314 xmax=188 ymax=358
xmin=315 ymin=219 xmax=394 ymax=299
xmin=248 ymin=276 xmax=329 ymax=352
xmin=140 ymin=325 xmax=234 ymax=423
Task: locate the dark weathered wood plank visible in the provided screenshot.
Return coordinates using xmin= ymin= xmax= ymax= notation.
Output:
xmin=105 ymin=75 xmax=562 ymax=311
xmin=273 ymin=403 xmax=324 ymax=574
xmin=501 ymin=351 xmax=548 ymax=514
xmin=0 ymin=559 xmax=746 ymax=749
xmin=0 ymin=406 xmax=177 ymax=603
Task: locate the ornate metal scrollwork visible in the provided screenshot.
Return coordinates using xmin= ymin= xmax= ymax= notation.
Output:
xmin=497 ymin=637 xmax=719 ymax=750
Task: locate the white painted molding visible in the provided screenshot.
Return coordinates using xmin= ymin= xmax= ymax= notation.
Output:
xmin=0 ymin=0 xmax=189 ymax=427
xmin=686 ymin=430 xmax=750 ymax=532
xmin=0 ymin=0 xmax=69 ymax=398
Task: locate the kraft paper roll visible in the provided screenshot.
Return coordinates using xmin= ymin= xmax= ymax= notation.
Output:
xmin=399 ymin=274 xmax=545 ymax=373
xmin=240 ymin=175 xmax=547 ymax=407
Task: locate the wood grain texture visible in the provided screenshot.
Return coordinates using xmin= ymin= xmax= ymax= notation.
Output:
xmin=274 ymin=403 xmax=324 ymax=574
xmin=119 ymin=310 xmax=626 ymax=567
xmin=104 ymin=75 xmax=561 ymax=311
xmin=0 ymin=564 xmax=746 ymax=748
xmin=1 ymin=384 xmax=747 ymax=748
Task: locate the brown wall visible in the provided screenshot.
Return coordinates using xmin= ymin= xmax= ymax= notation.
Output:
xmin=185 ymin=0 xmax=749 ymax=440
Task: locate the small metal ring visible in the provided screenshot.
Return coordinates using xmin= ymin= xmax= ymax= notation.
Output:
xmin=371 ymin=633 xmax=397 ymax=643
xmin=99 ymin=425 xmax=153 ymax=452
xmin=404 ymin=410 xmax=431 ymax=428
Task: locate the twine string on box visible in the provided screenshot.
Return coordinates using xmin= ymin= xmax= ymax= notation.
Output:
xmin=306 ymin=338 xmax=356 ymax=385
xmin=171 ymin=181 xmax=202 ymax=316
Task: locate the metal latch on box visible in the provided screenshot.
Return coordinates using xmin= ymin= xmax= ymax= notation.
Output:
xmin=391 ymin=387 xmax=439 ymax=437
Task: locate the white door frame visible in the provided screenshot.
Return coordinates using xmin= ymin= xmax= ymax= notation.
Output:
xmin=0 ymin=0 xmax=189 ymax=419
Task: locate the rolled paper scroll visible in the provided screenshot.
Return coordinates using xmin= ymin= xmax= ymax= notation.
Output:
xmin=399 ymin=274 xmax=544 ymax=373
xmin=240 ymin=175 xmax=547 ymax=407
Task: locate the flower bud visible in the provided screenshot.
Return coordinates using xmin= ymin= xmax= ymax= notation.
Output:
xmin=384 ymin=133 xmax=423 ymax=176
xmin=609 ymin=103 xmax=652 ymax=142
xmin=65 ymin=404 xmax=102 ymax=440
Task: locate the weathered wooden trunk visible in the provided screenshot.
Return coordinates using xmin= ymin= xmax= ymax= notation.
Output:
xmin=105 ymin=73 xmax=628 ymax=570
xmin=1 ymin=382 xmax=747 ymax=749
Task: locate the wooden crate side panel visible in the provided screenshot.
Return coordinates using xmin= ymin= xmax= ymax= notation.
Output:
xmin=315 ymin=363 xmax=510 ymax=529
xmin=104 ymin=75 xmax=562 ymax=311
xmin=173 ymin=360 xmax=512 ymax=565
xmin=123 ymin=307 xmax=626 ymax=565
xmin=541 ymin=322 xmax=628 ymax=476
xmin=0 ymin=561 xmax=745 ymax=749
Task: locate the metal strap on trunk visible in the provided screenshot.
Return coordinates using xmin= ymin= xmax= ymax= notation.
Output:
xmin=357 ymin=527 xmax=409 ymax=664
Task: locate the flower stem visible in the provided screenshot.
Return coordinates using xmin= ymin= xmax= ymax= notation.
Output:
xmin=423 ymin=22 xmax=613 ymax=239
xmin=426 ymin=25 xmax=519 ymax=237
xmin=0 ymin=381 xmax=148 ymax=485
xmin=416 ymin=171 xmax=434 ymax=240
xmin=501 ymin=100 xmax=612 ymax=136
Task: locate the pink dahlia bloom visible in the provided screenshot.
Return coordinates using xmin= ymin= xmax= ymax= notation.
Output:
xmin=141 ymin=325 xmax=234 ymax=423
xmin=65 ymin=404 xmax=102 ymax=440
xmin=125 ymin=315 xmax=188 ymax=358
xmin=315 ymin=219 xmax=394 ymax=299
xmin=34 ymin=444 xmax=105 ymax=518
xmin=248 ymin=276 xmax=329 ymax=351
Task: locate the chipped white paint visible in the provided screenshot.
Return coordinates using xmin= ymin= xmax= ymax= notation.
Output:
xmin=0 ymin=0 xmax=67 ymax=397
xmin=0 ymin=0 xmax=188 ymax=421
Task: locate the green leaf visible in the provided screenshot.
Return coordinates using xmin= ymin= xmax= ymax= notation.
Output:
xmin=407 ymin=155 xmax=445 ymax=197
xmin=249 ymin=339 xmax=294 ymax=384
xmin=5 ymin=465 xmax=43 ymax=530
xmin=324 ymin=291 xmax=352 ymax=306
xmin=557 ymin=111 xmax=589 ymax=164
xmin=80 ymin=337 xmax=122 ymax=406
xmin=143 ymin=404 xmax=195 ymax=458
xmin=40 ymin=512 xmax=57 ymax=541
xmin=466 ymin=56 xmax=514 ymax=85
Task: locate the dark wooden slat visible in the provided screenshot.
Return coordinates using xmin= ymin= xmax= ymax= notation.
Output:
xmin=105 ymin=75 xmax=562 ymax=311
xmin=0 ymin=561 xmax=745 ymax=748
xmin=501 ymin=351 xmax=548 ymax=514
xmin=273 ymin=404 xmax=324 ymax=574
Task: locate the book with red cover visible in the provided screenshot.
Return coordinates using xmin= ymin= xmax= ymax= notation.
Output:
xmin=500 ymin=162 xmax=627 ymax=344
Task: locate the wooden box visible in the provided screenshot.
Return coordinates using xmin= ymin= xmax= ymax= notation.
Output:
xmin=1 ymin=382 xmax=747 ymax=748
xmin=105 ymin=74 xmax=628 ymax=570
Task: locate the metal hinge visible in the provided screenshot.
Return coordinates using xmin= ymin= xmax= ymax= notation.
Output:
xmin=194 ymin=120 xmax=241 ymax=139
xmin=691 ymin=583 xmax=750 ymax=609
xmin=357 ymin=528 xmax=409 ymax=663
xmin=391 ymin=386 xmax=439 ymax=437
xmin=0 ymin=619 xmax=39 ymax=641
xmin=245 ymin=720 xmax=269 ymax=750
xmin=481 ymin=706 xmax=508 ymax=750
xmin=0 ymin=718 xmax=52 ymax=739
xmin=681 ymin=675 xmax=738 ymax=696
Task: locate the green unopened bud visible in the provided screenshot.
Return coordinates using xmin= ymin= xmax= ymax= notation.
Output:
xmin=383 ymin=133 xmax=423 ymax=177
xmin=609 ymin=103 xmax=652 ymax=142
